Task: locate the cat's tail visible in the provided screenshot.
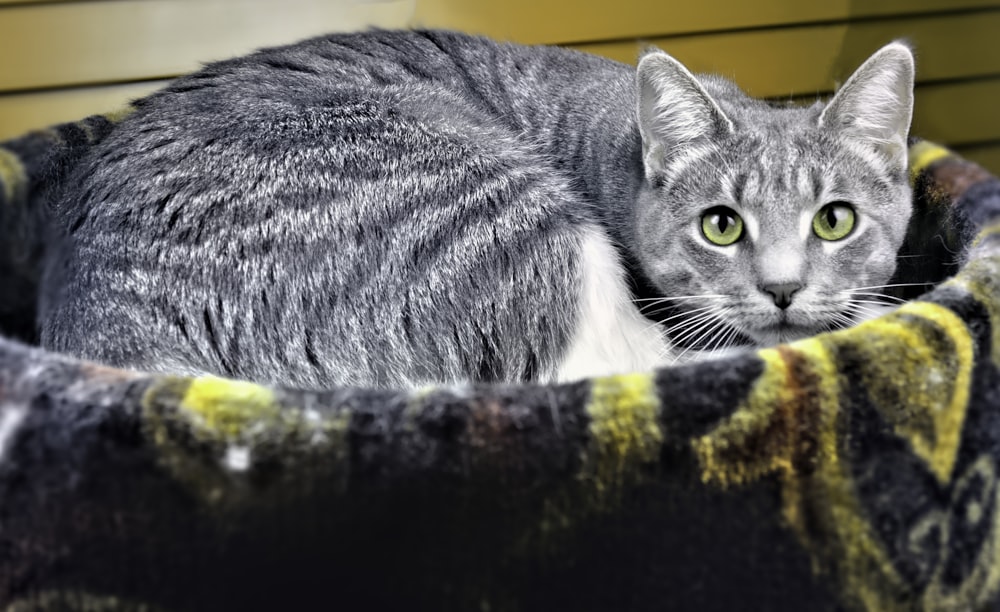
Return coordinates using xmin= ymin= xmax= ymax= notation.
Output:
xmin=0 ymin=108 xmax=134 ymax=342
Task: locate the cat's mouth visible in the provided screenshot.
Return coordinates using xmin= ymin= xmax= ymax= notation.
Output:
xmin=662 ymin=319 xmax=825 ymax=358
xmin=743 ymin=322 xmax=824 ymax=346
xmin=652 ymin=303 xmax=840 ymax=353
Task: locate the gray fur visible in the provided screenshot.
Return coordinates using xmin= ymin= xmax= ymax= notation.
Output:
xmin=38 ymin=30 xmax=914 ymax=388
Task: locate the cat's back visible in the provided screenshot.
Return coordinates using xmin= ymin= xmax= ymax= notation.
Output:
xmin=40 ymin=29 xmax=625 ymax=388
xmin=132 ymin=29 xmax=615 ymax=129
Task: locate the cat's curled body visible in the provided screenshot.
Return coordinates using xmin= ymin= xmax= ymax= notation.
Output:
xmin=39 ymin=30 xmax=915 ymax=389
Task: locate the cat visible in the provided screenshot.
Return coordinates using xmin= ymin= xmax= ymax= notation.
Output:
xmin=27 ymin=29 xmax=914 ymax=390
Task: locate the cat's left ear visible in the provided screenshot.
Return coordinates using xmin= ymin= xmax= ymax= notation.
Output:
xmin=819 ymin=42 xmax=915 ymax=169
xmin=636 ymin=49 xmax=734 ymax=177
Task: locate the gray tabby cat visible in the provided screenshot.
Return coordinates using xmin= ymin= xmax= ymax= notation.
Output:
xmin=38 ymin=30 xmax=915 ymax=389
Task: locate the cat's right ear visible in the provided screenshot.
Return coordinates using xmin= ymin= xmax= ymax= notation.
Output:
xmin=636 ymin=50 xmax=733 ymax=177
xmin=818 ymin=42 xmax=915 ymax=169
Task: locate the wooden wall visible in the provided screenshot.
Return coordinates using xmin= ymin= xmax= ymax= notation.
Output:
xmin=1 ymin=0 xmax=998 ymax=172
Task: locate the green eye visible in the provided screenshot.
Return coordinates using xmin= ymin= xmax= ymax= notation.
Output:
xmin=701 ymin=206 xmax=744 ymax=246
xmin=812 ymin=202 xmax=856 ymax=241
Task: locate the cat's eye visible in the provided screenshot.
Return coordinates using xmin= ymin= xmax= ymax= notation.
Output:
xmin=701 ymin=207 xmax=744 ymax=246
xmin=812 ymin=202 xmax=856 ymax=241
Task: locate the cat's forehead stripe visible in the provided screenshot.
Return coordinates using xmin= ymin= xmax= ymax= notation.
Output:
xmin=731 ymin=172 xmax=748 ymax=204
xmin=810 ymin=167 xmax=824 ymax=202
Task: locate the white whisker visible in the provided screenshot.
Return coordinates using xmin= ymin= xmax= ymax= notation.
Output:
xmin=672 ymin=320 xmax=728 ymax=365
xmin=828 ymin=312 xmax=857 ymax=330
xmin=845 ymin=291 xmax=907 ymax=304
xmin=840 ymin=282 xmax=929 ymax=292
xmin=845 ymin=300 xmax=889 ymax=315
xmin=671 ymin=307 xmax=734 ymax=364
xmin=636 ymin=295 xmax=726 ymax=315
xmin=849 ymin=299 xmax=902 ymax=310
xmin=707 ymin=323 xmax=743 ymax=359
xmin=845 ymin=307 xmax=887 ymax=323
xmin=640 ymin=304 xmax=720 ymax=335
xmin=666 ymin=309 xmax=724 ymax=343
xmin=632 ymin=294 xmax=726 ymax=303
xmin=641 ymin=301 xmax=715 ymax=318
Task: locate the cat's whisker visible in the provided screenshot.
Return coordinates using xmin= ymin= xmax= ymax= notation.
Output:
xmin=672 ymin=320 xmax=729 ymax=365
xmin=656 ymin=304 xmax=719 ymax=324
xmin=635 ymin=295 xmax=727 ymax=314
xmin=845 ymin=300 xmax=890 ymax=316
xmin=838 ymin=294 xmax=906 ymax=307
xmin=847 ymin=309 xmax=886 ymax=325
xmin=828 ymin=312 xmax=857 ymax=330
xmin=665 ymin=308 xmax=724 ymax=343
xmin=660 ymin=305 xmax=722 ymax=333
xmin=689 ymin=313 xmax=731 ymax=349
xmin=829 ymin=308 xmax=858 ymax=324
xmin=849 ymin=299 xmax=902 ymax=311
xmin=703 ymin=319 xmax=730 ymax=350
xmin=670 ymin=308 xmax=733 ymax=364
xmin=839 ymin=302 xmax=891 ymax=327
xmin=664 ymin=319 xmax=715 ymax=354
xmin=662 ymin=321 xmax=718 ymax=351
xmin=693 ymin=325 xmax=732 ymax=360
xmin=722 ymin=320 xmax=746 ymax=348
xmin=844 ymin=291 xmax=907 ymax=304
xmin=639 ymin=304 xmax=720 ymax=336
xmin=707 ymin=322 xmax=743 ymax=359
xmin=632 ymin=294 xmax=727 ymax=303
xmin=841 ymin=302 xmax=874 ymax=316
xmin=638 ymin=304 xmax=669 ymax=318
xmin=639 ymin=301 xmax=715 ymax=317
xmin=841 ymin=282 xmax=930 ymax=292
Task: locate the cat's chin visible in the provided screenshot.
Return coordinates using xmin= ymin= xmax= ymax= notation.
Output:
xmin=743 ymin=324 xmax=823 ymax=348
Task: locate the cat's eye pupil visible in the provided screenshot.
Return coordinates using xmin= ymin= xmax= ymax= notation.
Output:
xmin=812 ymin=202 xmax=856 ymax=241
xmin=701 ymin=207 xmax=744 ymax=246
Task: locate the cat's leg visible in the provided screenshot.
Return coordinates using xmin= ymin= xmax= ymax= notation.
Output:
xmin=551 ymin=226 xmax=673 ymax=383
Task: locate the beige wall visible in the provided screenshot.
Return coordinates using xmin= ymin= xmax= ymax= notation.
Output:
xmin=1 ymin=0 xmax=998 ymax=172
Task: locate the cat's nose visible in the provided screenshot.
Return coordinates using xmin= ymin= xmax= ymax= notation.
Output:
xmin=761 ymin=282 xmax=803 ymax=309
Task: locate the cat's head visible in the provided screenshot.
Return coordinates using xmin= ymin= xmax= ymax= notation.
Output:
xmin=632 ymin=42 xmax=915 ymax=351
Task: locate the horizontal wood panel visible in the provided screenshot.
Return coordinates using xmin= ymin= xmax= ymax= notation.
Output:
xmin=0 ymin=0 xmax=415 ymax=92
xmin=913 ymin=79 xmax=1000 ymax=146
xmin=412 ymin=0 xmax=1000 ymax=45
xmin=2 ymin=1 xmax=999 ymax=92
xmin=0 ymin=81 xmax=165 ymax=139
xmin=571 ymin=10 xmax=1000 ymax=98
xmin=955 ymin=143 xmax=1000 ymax=176
xmin=2 ymin=76 xmax=997 ymax=148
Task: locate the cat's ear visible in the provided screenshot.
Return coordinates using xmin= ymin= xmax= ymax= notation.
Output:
xmin=636 ymin=49 xmax=733 ymax=176
xmin=819 ymin=42 xmax=915 ymax=168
